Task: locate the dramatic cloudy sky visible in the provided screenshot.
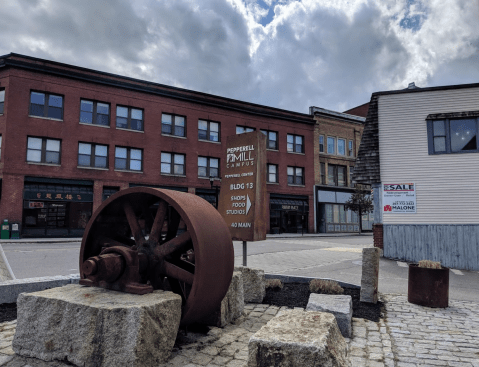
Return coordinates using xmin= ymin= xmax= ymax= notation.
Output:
xmin=1 ymin=0 xmax=478 ymax=113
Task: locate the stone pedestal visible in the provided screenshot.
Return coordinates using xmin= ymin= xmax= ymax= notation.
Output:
xmin=234 ymin=266 xmax=265 ymax=303
xmin=360 ymin=247 xmax=380 ymax=303
xmin=248 ymin=309 xmax=350 ymax=367
xmin=306 ymin=293 xmax=352 ymax=337
xmin=12 ymin=284 xmax=182 ymax=367
xmin=201 ymin=271 xmax=244 ymax=327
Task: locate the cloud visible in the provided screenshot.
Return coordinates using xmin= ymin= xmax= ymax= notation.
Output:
xmin=0 ymin=0 xmax=478 ymax=113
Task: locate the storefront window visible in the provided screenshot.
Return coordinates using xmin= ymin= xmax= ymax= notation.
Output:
xmin=326 ymin=204 xmax=333 ymax=222
xmin=333 ymin=205 xmax=339 ymax=223
xmin=340 ymin=206 xmax=346 ymax=223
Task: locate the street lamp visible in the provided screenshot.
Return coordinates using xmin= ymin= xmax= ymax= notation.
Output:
xmin=209 ymin=176 xmax=221 ymax=209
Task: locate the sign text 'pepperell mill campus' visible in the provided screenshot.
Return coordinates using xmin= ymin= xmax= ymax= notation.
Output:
xmin=218 ymin=131 xmax=267 ymax=241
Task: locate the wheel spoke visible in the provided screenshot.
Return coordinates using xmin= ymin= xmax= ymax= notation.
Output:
xmin=149 ymin=201 xmax=168 ymax=243
xmin=123 ymin=201 xmax=144 ymax=244
xmin=155 ymin=231 xmax=192 ymax=258
xmin=163 ymin=261 xmax=194 ymax=285
xmin=165 ymin=209 xmax=181 ymax=242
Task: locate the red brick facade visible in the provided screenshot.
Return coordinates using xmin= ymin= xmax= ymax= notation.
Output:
xmin=373 ymin=223 xmax=384 ymax=249
xmin=0 ymin=54 xmax=316 ymax=236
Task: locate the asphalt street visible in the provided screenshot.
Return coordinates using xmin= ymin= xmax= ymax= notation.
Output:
xmin=1 ymin=234 xmax=478 ymax=302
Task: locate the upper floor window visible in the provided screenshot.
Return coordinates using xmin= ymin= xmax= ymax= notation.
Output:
xmin=267 ymin=164 xmax=278 ymax=183
xmin=287 ymin=134 xmax=304 ymax=153
xmin=162 ymin=114 xmax=185 ymax=137
xmin=0 ymin=89 xmax=4 ymax=114
xmin=30 ymin=91 xmax=63 ymax=120
xmin=80 ymin=100 xmax=110 ymax=126
xmin=320 ymin=162 xmax=325 ymax=184
xmin=427 ymin=117 xmax=479 ymax=154
xmin=328 ymin=164 xmax=346 ymax=187
xmin=115 ymin=147 xmax=142 ymax=171
xmin=78 ymin=142 xmax=108 ymax=168
xmin=161 ymin=152 xmax=185 ymax=175
xmin=319 ymin=135 xmax=324 ymax=153
xmin=261 ymin=130 xmax=278 ymax=150
xmin=327 ymin=137 xmax=336 ymax=154
xmin=348 ymin=140 xmax=354 ymax=157
xmin=236 ymin=126 xmax=254 ymax=134
xmin=199 ymin=120 xmax=220 ymax=142
xmin=27 ymin=137 xmax=61 ymax=165
xmin=0 ymin=135 xmax=2 ymax=160
xmin=287 ymin=166 xmax=304 ymax=185
xmin=198 ymin=156 xmax=219 ymax=178
xmin=349 ymin=166 xmax=354 ymax=187
xmin=116 ymin=106 xmax=143 ymax=131
xmin=338 ymin=138 xmax=346 ymax=155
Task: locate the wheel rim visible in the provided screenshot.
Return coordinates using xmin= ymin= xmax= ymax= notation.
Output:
xmin=80 ymin=187 xmax=234 ymax=325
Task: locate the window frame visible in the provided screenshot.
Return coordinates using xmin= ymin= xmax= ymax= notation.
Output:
xmin=0 ymin=89 xmax=4 ymax=115
xmin=287 ymin=134 xmax=304 ymax=154
xmin=327 ymin=164 xmax=347 ymax=187
xmin=327 ymin=136 xmax=336 ymax=154
xmin=161 ymin=152 xmax=186 ymax=176
xmin=320 ymin=162 xmax=326 ymax=184
xmin=260 ymin=130 xmax=279 ymax=150
xmin=348 ymin=140 xmax=354 ymax=157
xmin=319 ymin=135 xmax=324 ymax=153
xmin=114 ymin=146 xmax=143 ymax=172
xmin=427 ymin=117 xmax=479 ymax=155
xmin=236 ymin=125 xmax=255 ymax=134
xmin=338 ymin=138 xmax=346 ymax=155
xmin=80 ymin=99 xmax=110 ymax=127
xmin=29 ymin=91 xmax=64 ymax=120
xmin=78 ymin=142 xmax=109 ymax=169
xmin=0 ymin=135 xmax=2 ymax=160
xmin=162 ymin=113 xmax=186 ymax=138
xmin=116 ymin=105 xmax=144 ymax=132
xmin=198 ymin=156 xmax=220 ymax=178
xmin=26 ymin=136 xmax=61 ymax=165
xmin=198 ymin=119 xmax=220 ymax=142
xmin=287 ymin=166 xmax=304 ymax=185
xmin=267 ymin=163 xmax=278 ymax=183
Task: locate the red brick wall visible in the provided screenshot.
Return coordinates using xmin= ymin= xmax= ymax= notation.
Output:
xmin=373 ymin=223 xmax=383 ymax=249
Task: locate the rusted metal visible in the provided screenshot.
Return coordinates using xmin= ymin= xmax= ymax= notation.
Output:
xmin=408 ymin=264 xmax=449 ymax=308
xmin=80 ymin=187 xmax=234 ymax=326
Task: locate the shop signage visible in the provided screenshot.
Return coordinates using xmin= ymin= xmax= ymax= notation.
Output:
xmin=24 ymin=191 xmax=93 ymax=202
xmin=218 ymin=131 xmax=267 ymax=241
xmin=382 ymin=183 xmax=416 ymax=213
xmin=282 ymin=205 xmax=299 ymax=210
xmin=29 ymin=202 xmax=45 ymax=208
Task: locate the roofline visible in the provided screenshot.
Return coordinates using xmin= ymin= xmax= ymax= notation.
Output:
xmin=0 ymin=52 xmax=314 ymax=125
xmin=309 ymin=106 xmax=366 ymax=124
xmin=372 ymin=81 xmax=479 ymax=97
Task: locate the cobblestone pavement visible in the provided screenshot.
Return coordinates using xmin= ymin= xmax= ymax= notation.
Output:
xmin=1 ymin=295 xmax=479 ymax=366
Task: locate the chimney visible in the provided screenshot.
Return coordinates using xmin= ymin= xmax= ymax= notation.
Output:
xmin=408 ymin=82 xmax=416 ymax=89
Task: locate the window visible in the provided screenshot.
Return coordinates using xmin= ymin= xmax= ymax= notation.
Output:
xmin=78 ymin=143 xmax=108 ymax=168
xmin=27 ymin=137 xmax=61 ymax=164
xmin=236 ymin=126 xmax=254 ymax=134
xmin=161 ymin=152 xmax=185 ymax=175
xmin=0 ymin=89 xmax=4 ymax=114
xmin=261 ymin=130 xmax=278 ymax=150
xmin=338 ymin=139 xmax=346 ymax=155
xmin=30 ymin=91 xmax=63 ymax=120
xmin=327 ymin=164 xmax=346 ymax=187
xmin=348 ymin=140 xmax=354 ymax=156
xmin=319 ymin=135 xmax=324 ymax=153
xmin=198 ymin=156 xmax=219 ymax=178
xmin=267 ymin=164 xmax=278 ymax=183
xmin=116 ymin=106 xmax=143 ymax=131
xmin=427 ymin=117 xmax=479 ymax=154
xmin=287 ymin=134 xmax=304 ymax=153
xmin=320 ymin=162 xmax=325 ymax=184
xmin=198 ymin=120 xmax=220 ymax=142
xmin=327 ymin=137 xmax=336 ymax=154
xmin=0 ymin=135 xmax=2 ymax=160
xmin=103 ymin=186 xmax=120 ymax=201
xmin=162 ymin=114 xmax=186 ymax=137
xmin=287 ymin=166 xmax=304 ymax=185
xmin=115 ymin=147 xmax=142 ymax=171
xmin=349 ymin=166 xmax=354 ymax=187
xmin=80 ymin=100 xmax=110 ymax=126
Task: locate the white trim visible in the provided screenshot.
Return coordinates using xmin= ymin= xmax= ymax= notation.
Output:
xmin=77 ymin=166 xmax=109 ymax=171
xmin=161 ymin=173 xmax=186 ymax=178
xmin=162 ymin=134 xmax=187 ymax=139
xmin=27 ymin=162 xmax=61 ymax=167
xmin=198 ymin=139 xmax=221 ymax=144
xmin=79 ymin=122 xmax=110 ymax=129
xmin=116 ymin=127 xmax=144 ymax=133
xmin=28 ymin=115 xmax=63 ymax=122
xmin=114 ymin=169 xmax=143 ymax=174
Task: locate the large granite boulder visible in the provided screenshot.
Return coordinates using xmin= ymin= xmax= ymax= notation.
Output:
xmin=306 ymin=293 xmax=353 ymax=338
xmin=248 ymin=309 xmax=350 ymax=367
xmin=200 ymin=271 xmax=244 ymax=327
xmin=234 ymin=266 xmax=265 ymax=303
xmin=12 ymin=284 xmax=182 ymax=367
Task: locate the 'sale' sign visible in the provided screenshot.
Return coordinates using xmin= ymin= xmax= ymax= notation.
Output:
xmin=218 ymin=131 xmax=267 ymax=241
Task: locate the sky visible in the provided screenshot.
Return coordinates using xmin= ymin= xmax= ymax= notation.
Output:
xmin=1 ymin=0 xmax=478 ymax=114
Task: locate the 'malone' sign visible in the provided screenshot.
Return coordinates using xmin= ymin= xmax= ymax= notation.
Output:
xmin=218 ymin=131 xmax=267 ymax=241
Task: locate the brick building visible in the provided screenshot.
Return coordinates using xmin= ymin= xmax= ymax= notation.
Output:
xmin=309 ymin=107 xmax=368 ymax=233
xmin=0 ymin=53 xmax=317 ymax=237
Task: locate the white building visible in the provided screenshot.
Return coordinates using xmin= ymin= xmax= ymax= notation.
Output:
xmin=354 ymin=82 xmax=479 ymax=271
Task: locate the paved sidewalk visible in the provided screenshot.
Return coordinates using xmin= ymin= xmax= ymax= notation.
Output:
xmin=1 ymin=294 xmax=478 ymax=366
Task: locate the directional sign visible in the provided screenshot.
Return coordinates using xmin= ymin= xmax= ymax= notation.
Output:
xmin=218 ymin=131 xmax=267 ymax=241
